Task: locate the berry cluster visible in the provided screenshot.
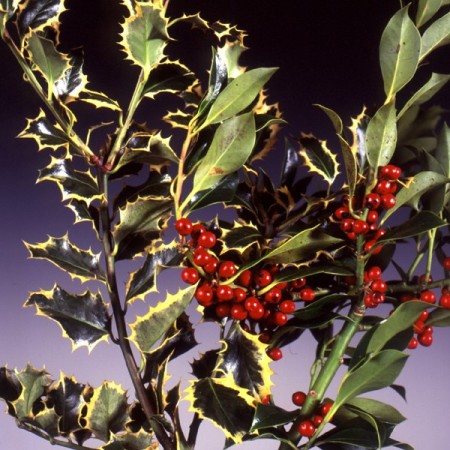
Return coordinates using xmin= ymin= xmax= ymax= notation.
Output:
xmin=291 ymin=391 xmax=333 ymax=438
xmin=175 ymin=218 xmax=317 ymax=360
xmin=407 ymin=310 xmax=433 ymax=348
xmin=362 ymin=266 xmax=387 ymax=308
xmin=334 ymin=164 xmax=402 ymax=254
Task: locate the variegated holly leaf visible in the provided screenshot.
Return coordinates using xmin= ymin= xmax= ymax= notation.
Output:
xmin=47 ymin=374 xmax=86 ymax=435
xmin=12 ymin=364 xmax=52 ymax=420
xmin=37 ymin=157 xmax=103 ymax=205
xmin=66 ymin=199 xmax=100 ymax=234
xmin=32 ymin=406 xmax=59 ymax=436
xmin=190 ymin=349 xmax=220 ymax=379
xmin=25 ymin=285 xmax=110 ymax=351
xmin=18 ymin=109 xmax=68 ymax=151
xmin=112 ymin=195 xmax=172 ymax=260
xmin=163 ymin=109 xmax=192 ymax=129
xmin=0 ymin=367 xmax=22 ymax=416
xmin=185 ymin=377 xmax=255 ymax=443
xmin=80 ymin=89 xmax=122 ymax=111
xmin=54 ymin=50 xmax=88 ymax=103
xmin=216 ymin=324 xmax=272 ymax=400
xmin=120 ymin=2 xmax=169 ymax=72
xmin=17 ymin=0 xmax=66 ymax=38
xmin=143 ymin=60 xmax=196 ymax=98
xmin=299 ymin=133 xmax=339 ymax=186
xmin=220 ymin=222 xmax=262 ymax=254
xmin=84 ymin=382 xmax=129 ymax=442
xmin=217 ymin=38 xmax=247 ymax=79
xmin=126 ymin=240 xmax=183 ymax=303
xmin=102 ymin=430 xmax=157 ymax=450
xmin=129 ymin=284 xmax=196 ymax=353
xmin=24 ymin=234 xmax=105 ymax=283
xmin=0 ymin=0 xmax=20 ymax=35
xmin=25 ymin=31 xmax=70 ymax=93
xmin=142 ymin=313 xmax=197 ymax=384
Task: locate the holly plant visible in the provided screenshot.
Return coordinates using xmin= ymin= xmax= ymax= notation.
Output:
xmin=2 ymin=0 xmax=450 ymax=449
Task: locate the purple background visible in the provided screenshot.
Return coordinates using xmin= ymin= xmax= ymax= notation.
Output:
xmin=1 ymin=1 xmax=450 ymax=449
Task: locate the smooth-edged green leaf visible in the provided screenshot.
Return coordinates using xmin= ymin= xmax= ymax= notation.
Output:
xmin=292 ymin=293 xmax=348 ymax=322
xmin=192 ymin=112 xmax=256 ymax=193
xmin=17 ymin=0 xmax=66 ymax=37
xmin=426 ymin=307 xmax=450 ymax=326
xmin=365 ymin=102 xmax=397 ymax=170
xmin=345 ymin=398 xmax=406 ymax=425
xmin=24 ymin=234 xmax=105 ymax=283
xmin=416 ymin=0 xmax=443 ymax=27
xmin=25 ymin=31 xmax=70 ymax=89
xmin=85 ymin=382 xmax=129 ymax=442
xmin=420 ymin=10 xmax=450 ymax=61
xmin=18 ymin=109 xmax=69 ymax=151
xmin=381 ymin=171 xmax=450 ymax=223
xmin=125 ymin=240 xmax=183 ymax=303
xmin=334 ymin=350 xmax=408 ymax=414
xmin=12 ymin=365 xmax=52 ymax=420
xmin=250 ymin=403 xmax=298 ymax=432
xmin=25 ymin=285 xmax=110 ymax=351
xmin=129 ymin=285 xmax=196 ymax=353
xmin=299 ymin=133 xmax=340 ymax=185
xmin=435 ymin=123 xmax=450 ymax=177
xmin=200 ymin=67 xmax=277 ymax=129
xmin=216 ymin=324 xmax=273 ymax=399
xmin=112 ymin=195 xmax=172 ymax=260
xmin=47 ymin=374 xmax=86 ymax=435
xmin=379 ymin=6 xmax=421 ymax=100
xmin=398 ymin=72 xmax=450 ymax=119
xmin=315 ymin=103 xmax=343 ymax=135
xmin=37 ymin=157 xmax=102 ymax=205
xmin=143 ymin=60 xmax=196 ymax=98
xmin=379 ymin=211 xmax=446 ymax=242
xmin=102 ymin=430 xmax=156 ymax=450
xmin=188 ymin=172 xmax=239 ymax=211
xmin=276 ymin=266 xmax=353 ymax=284
xmin=120 ymin=2 xmax=168 ymax=72
xmin=185 ymin=377 xmax=255 ymax=443
xmin=316 ymin=424 xmax=387 ymax=449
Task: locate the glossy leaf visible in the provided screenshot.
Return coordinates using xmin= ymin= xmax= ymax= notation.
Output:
xmin=17 ymin=0 xmax=66 ymax=38
xmin=37 ymin=157 xmax=102 ymax=205
xmin=280 ymin=138 xmax=300 ymax=187
xmin=426 ymin=308 xmax=450 ymax=326
xmin=120 ymin=2 xmax=168 ymax=72
xmin=416 ymin=0 xmax=443 ymax=27
xmin=379 ymin=6 xmax=421 ymax=101
xmin=192 ymin=112 xmax=255 ymax=193
xmin=435 ymin=123 xmax=450 ymax=177
xmin=80 ymin=89 xmax=122 ymax=111
xmin=420 ymin=10 xmax=450 ymax=61
xmin=18 ymin=109 xmax=68 ymax=151
xmin=316 ymin=424 xmax=387 ymax=449
xmin=126 ymin=240 xmax=182 ymax=303
xmin=102 ymin=430 xmax=157 ymax=450
xmin=185 ymin=377 xmax=255 ymax=443
xmin=0 ymin=367 xmax=21 ymax=413
xmin=25 ymin=285 xmax=110 ymax=351
xmin=13 ymin=365 xmax=52 ymax=419
xmin=398 ymin=72 xmax=450 ymax=119
xmin=24 ymin=234 xmax=105 ymax=283
xmin=381 ymin=171 xmax=449 ymax=223
xmin=216 ymin=324 xmax=273 ymax=399
xmin=112 ymin=195 xmax=172 ymax=260
xmin=66 ymin=199 xmax=100 ymax=234
xmin=129 ymin=285 xmax=196 ymax=353
xmin=250 ymin=403 xmax=298 ymax=432
xmin=216 ymin=39 xmax=246 ymax=79
xmin=365 ymin=102 xmax=397 ymax=170
xmin=200 ymin=67 xmax=277 ymax=129
xmin=338 ymin=135 xmax=358 ymax=198
xmin=299 ymin=133 xmax=340 ymax=185
xmin=221 ymin=222 xmax=262 ymax=253
xmin=345 ymin=397 xmax=406 ymax=425
xmin=55 ymin=51 xmax=88 ymax=103
xmin=85 ymin=382 xmax=129 ymax=442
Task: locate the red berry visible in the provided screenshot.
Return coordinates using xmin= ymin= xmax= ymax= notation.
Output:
xmin=443 ymin=257 xmax=450 ymax=271
xmin=291 ymin=278 xmax=307 ymax=290
xmin=230 ymin=303 xmax=248 ymax=321
xmin=407 ymin=337 xmax=418 ymax=349
xmin=264 ymin=287 xmax=282 ymax=304
xmin=364 ymin=193 xmax=381 ymax=210
xmin=364 ymin=293 xmax=377 ymax=308
xmin=197 ymin=231 xmax=217 ymax=249
xmin=381 ymin=193 xmax=396 ymax=209
xmin=371 ymin=279 xmax=387 ymax=293
xmin=249 ymin=303 xmax=265 ymax=320
xmin=191 ymin=224 xmax=206 ymax=240
xmin=254 ymin=270 xmax=273 ymax=288
xmin=280 ymin=300 xmax=296 ymax=314
xmin=216 ymin=285 xmax=234 ymax=302
xmin=267 ymin=347 xmax=283 ymax=361
xmin=233 ymin=287 xmax=247 ymax=303
xmin=334 ymin=206 xmax=349 ymax=220
xmin=261 ymin=395 xmax=271 ymax=404
xmin=367 ymin=210 xmax=379 ymax=224
xmin=420 ymin=290 xmax=436 ymax=304
xmin=181 ymin=267 xmax=199 ymax=284
xmin=195 ymin=285 xmax=214 ymax=306
xmin=215 ymin=303 xmax=231 ymax=318
xmin=418 ymin=330 xmax=433 ymax=347
xmin=298 ymin=419 xmax=315 ymax=437
xmin=273 ymin=311 xmax=288 ymax=327
xmin=175 ymin=218 xmax=193 ymax=235
xmin=193 ymin=248 xmax=212 ymax=267
xmin=367 ymin=266 xmax=382 ymax=281
xmin=300 ymin=288 xmax=315 ymax=302
xmin=292 ymin=391 xmax=307 ymax=406
xmin=379 ymin=164 xmax=402 ymax=180
xmin=319 ymin=402 xmax=333 ymax=417
xmin=203 ymin=257 xmax=219 ymax=274
xmin=352 ymin=220 xmax=369 ymax=235
xmin=218 ymin=261 xmax=237 ymax=279
xmin=312 ymin=415 xmax=324 ymax=427
xmin=364 ymin=240 xmax=382 ymax=255
xmin=340 ymin=218 xmax=354 ymax=232
xmin=244 ymin=296 xmax=260 ymax=312
xmin=376 ymin=180 xmax=393 ymax=195
xmin=237 ymin=269 xmax=253 ymax=287
xmin=439 ymin=293 xmax=450 ymax=309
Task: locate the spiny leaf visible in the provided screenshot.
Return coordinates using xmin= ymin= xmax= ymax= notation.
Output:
xmin=416 ymin=0 xmax=443 ymax=27
xmin=33 ymin=406 xmax=59 ymax=436
xmin=25 ymin=285 xmax=110 ymax=351
xmin=119 ymin=2 xmax=169 ymax=72
xmin=24 ymin=233 xmax=105 ymax=283
xmin=379 ymin=5 xmax=421 ymax=101
xmin=0 ymin=367 xmax=22 ymax=414
xmin=66 ymin=199 xmax=100 ymax=235
xmin=102 ymin=430 xmax=157 ymax=450
xmin=299 ymin=133 xmax=340 ymax=185
xmin=129 ymin=284 xmax=196 ymax=353
xmin=55 ymin=51 xmax=88 ymax=103
xmin=216 ymin=324 xmax=273 ymax=399
xmin=199 ymin=67 xmax=277 ymax=130
xmin=13 ymin=364 xmax=52 ymax=420
xmin=125 ymin=240 xmax=183 ymax=303
xmin=185 ymin=377 xmax=255 ymax=443
xmin=220 ymin=222 xmax=262 ymax=254
xmin=365 ymin=102 xmax=397 ymax=170
xmin=80 ymin=89 xmax=122 ymax=111
xmin=112 ymin=195 xmax=172 ymax=260
xmin=0 ymin=0 xmax=20 ymax=35
xmin=18 ymin=109 xmax=68 ymax=151
xmin=37 ymin=157 xmax=102 ymax=205
xmin=192 ymin=112 xmax=256 ymax=195
xmin=420 ymin=10 xmax=450 ymax=61
xmin=163 ymin=109 xmax=192 ymax=129
xmin=17 ymin=0 xmax=66 ymax=38
xmin=85 ymin=382 xmax=129 ymax=442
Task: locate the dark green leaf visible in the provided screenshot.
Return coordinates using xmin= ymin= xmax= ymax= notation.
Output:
xmin=0 ymin=367 xmax=21 ymax=411
xmin=25 ymin=285 xmax=110 ymax=351
xmin=102 ymin=430 xmax=155 ymax=450
xmin=280 ymin=138 xmax=300 ymax=187
xmin=221 ymin=223 xmax=262 ymax=252
xmin=17 ymin=0 xmax=65 ymax=37
xmin=66 ymin=200 xmax=100 ymax=234
xmin=55 ymin=50 xmax=88 ymax=103
xmin=426 ymin=307 xmax=450 ymax=326
xmin=344 ymin=398 xmax=406 ymax=425
xmin=250 ymin=403 xmax=298 ymax=432
xmin=435 ymin=123 xmax=450 ymax=177
xmin=317 ymin=424 xmax=386 ymax=449
xmin=390 ymin=384 xmax=407 ymax=401
xmin=190 ymin=349 xmax=220 ymax=379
